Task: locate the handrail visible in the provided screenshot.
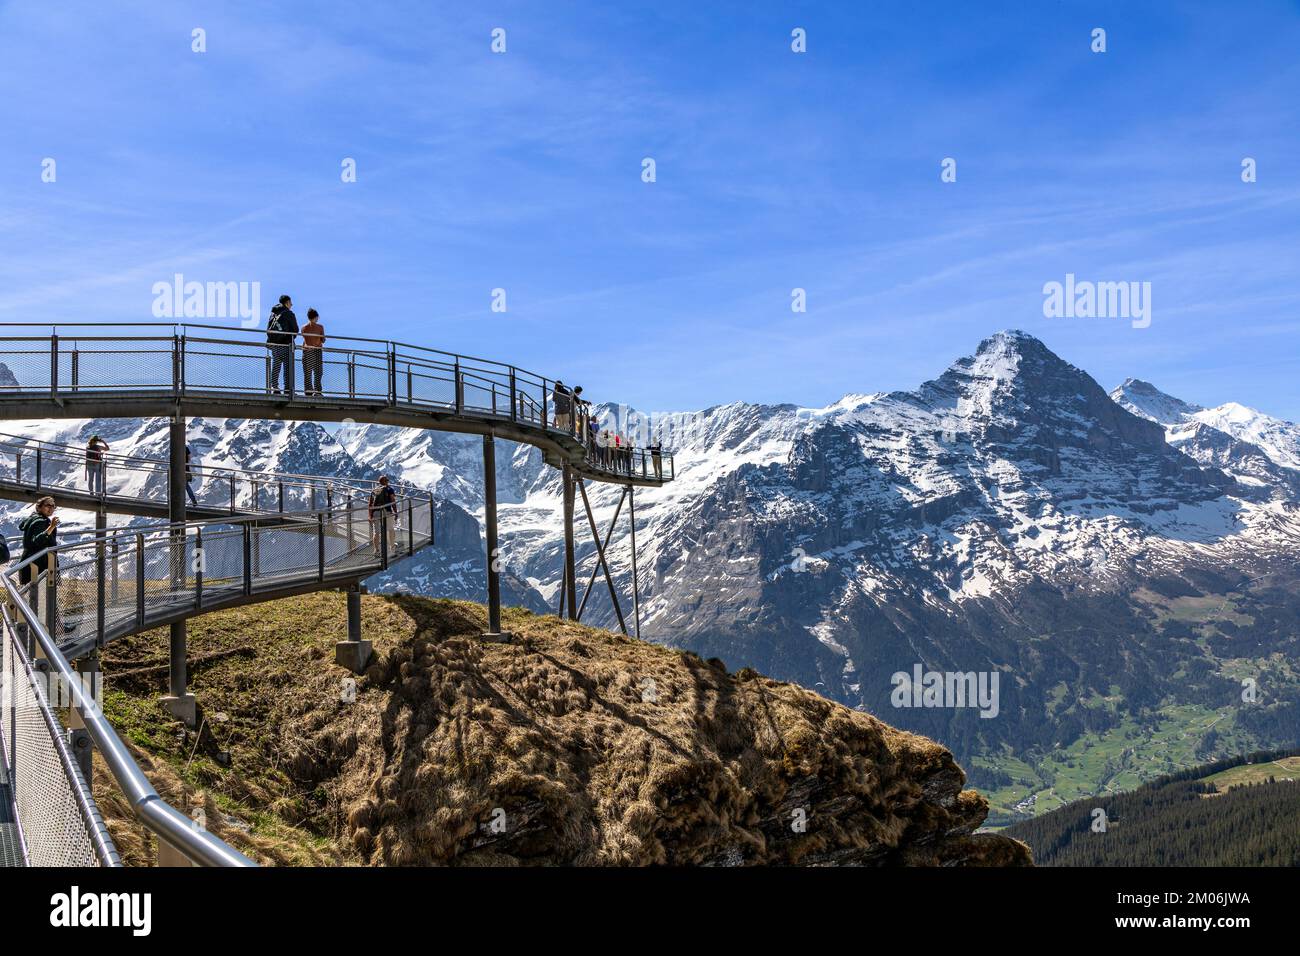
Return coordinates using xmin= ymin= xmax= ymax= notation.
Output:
xmin=0 ymin=429 xmax=429 ymax=515
xmin=0 ymin=323 xmax=675 ymax=484
xmin=1 ymin=586 xmax=255 ymax=867
xmin=1 ymin=486 xmax=435 ymax=866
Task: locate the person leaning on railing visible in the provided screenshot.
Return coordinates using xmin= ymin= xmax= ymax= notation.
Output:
xmin=368 ymin=476 xmax=399 ymax=558
xmin=301 ymin=308 xmax=326 ymax=396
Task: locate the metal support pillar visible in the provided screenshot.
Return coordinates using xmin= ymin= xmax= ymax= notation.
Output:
xmin=94 ymin=508 xmax=107 ymax=646
xmin=481 ymin=434 xmax=510 ymax=640
xmin=562 ymin=463 xmax=577 ymax=621
xmin=334 ymin=583 xmax=371 ymax=673
xmin=68 ymin=651 xmax=97 ymax=783
xmin=161 ymin=415 xmax=196 ymax=727
xmin=629 ymin=485 xmax=641 ymax=641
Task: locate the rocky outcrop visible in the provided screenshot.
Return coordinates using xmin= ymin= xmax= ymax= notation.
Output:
xmin=96 ymin=593 xmax=1030 ymax=868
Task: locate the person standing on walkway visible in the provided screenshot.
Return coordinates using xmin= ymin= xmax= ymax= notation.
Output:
xmin=18 ymin=497 xmax=59 ymax=616
xmin=369 ymin=476 xmax=398 ymax=558
xmin=650 ymin=442 xmax=663 ymax=480
xmin=85 ymin=435 xmax=109 ymax=495
xmin=301 ymin=308 xmax=326 ymax=396
xmin=572 ymin=386 xmax=587 ymax=438
xmin=267 ymin=295 xmax=299 ymax=396
xmin=552 ymin=381 xmax=572 ymax=433
xmin=185 ymin=445 xmax=198 ymax=506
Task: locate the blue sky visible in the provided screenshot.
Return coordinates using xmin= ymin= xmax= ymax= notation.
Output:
xmin=1 ymin=1 xmax=1298 ymax=418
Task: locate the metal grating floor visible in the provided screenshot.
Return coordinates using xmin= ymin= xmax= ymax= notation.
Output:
xmin=0 ymin=780 xmax=23 ymax=867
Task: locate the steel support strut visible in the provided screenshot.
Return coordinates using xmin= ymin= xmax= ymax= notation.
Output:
xmin=481 ymin=434 xmax=508 ymax=639
xmin=162 ymin=415 xmax=196 ymax=726
xmin=629 ymin=484 xmax=641 ymax=640
xmin=576 ymin=480 xmax=627 ymax=636
xmin=562 ymin=463 xmax=577 ymax=620
xmin=576 ymin=487 xmax=627 ymax=620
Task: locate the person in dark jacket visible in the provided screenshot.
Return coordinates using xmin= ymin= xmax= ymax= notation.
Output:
xmin=85 ymin=435 xmax=109 ymax=495
xmin=368 ymin=476 xmax=399 ymax=557
xmin=552 ymin=380 xmax=572 ymax=433
xmin=185 ymin=445 xmax=198 ymax=506
xmin=267 ymin=295 xmax=299 ymax=395
xmin=18 ymin=496 xmax=59 ymax=589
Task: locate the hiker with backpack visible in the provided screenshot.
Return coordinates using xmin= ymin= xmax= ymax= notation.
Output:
xmin=267 ymin=294 xmax=299 ymax=396
xmin=85 ymin=435 xmax=109 ymax=495
xmin=368 ymin=476 xmax=399 ymax=558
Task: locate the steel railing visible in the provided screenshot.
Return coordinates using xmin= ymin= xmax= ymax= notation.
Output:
xmin=0 ymin=491 xmax=435 ymax=866
xmin=0 ymin=324 xmax=674 ymax=483
xmin=0 ymin=430 xmax=425 ymax=516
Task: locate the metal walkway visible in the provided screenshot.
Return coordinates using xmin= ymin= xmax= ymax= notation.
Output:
xmin=0 ymin=322 xmax=674 ymax=868
xmin=0 ymin=763 xmax=22 ymax=868
xmin=0 ymin=324 xmax=675 ymax=487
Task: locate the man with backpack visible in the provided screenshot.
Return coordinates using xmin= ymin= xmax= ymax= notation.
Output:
xmin=267 ymin=294 xmax=299 ymax=396
xmin=368 ymin=476 xmax=399 ymax=559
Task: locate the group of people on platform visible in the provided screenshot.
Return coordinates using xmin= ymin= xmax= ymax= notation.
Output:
xmin=265 ymin=295 xmax=326 ymax=396
xmin=551 ymin=381 xmax=664 ymax=479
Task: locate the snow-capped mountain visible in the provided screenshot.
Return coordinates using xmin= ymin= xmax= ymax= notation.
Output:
xmin=1111 ymin=378 xmax=1300 ymax=495
xmin=3 ymin=332 xmax=1298 ymax=800
xmin=342 ymin=330 xmax=1299 ymax=783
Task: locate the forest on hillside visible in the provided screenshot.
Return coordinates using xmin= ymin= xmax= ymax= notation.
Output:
xmin=1005 ymin=749 xmax=1300 ymax=866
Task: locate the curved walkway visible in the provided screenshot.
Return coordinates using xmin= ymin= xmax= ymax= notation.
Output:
xmin=0 ymin=323 xmax=675 ymax=486
xmin=0 ymin=444 xmax=436 ymax=869
xmin=0 ymin=430 xmax=428 ymax=521
xmin=0 ymin=323 xmax=671 ymax=868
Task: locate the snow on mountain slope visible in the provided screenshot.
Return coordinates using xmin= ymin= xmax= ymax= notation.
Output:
xmin=1111 ymin=378 xmax=1300 ymax=495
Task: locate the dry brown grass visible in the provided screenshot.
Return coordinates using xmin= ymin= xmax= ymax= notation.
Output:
xmin=92 ymin=593 xmax=1030 ymax=867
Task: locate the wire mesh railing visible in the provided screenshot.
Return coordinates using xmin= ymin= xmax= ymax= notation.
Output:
xmin=1 ymin=488 xmax=434 ymax=867
xmin=0 ymin=324 xmax=674 ymax=483
xmin=18 ymin=493 xmax=434 ymax=656
xmin=1 ymin=603 xmax=118 ymax=867
xmin=0 ymin=430 xmax=418 ymax=516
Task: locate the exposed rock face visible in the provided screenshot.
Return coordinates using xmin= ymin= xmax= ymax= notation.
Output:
xmin=325 ymin=601 xmax=1027 ymax=866
xmin=95 ymin=593 xmax=1029 ymax=867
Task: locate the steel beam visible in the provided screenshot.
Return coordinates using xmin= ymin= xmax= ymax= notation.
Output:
xmin=482 ymin=434 xmax=507 ymax=638
xmin=562 ymin=463 xmax=577 ymax=620
xmin=162 ymin=415 xmax=195 ymax=727
xmin=576 ymin=480 xmax=627 ymax=636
